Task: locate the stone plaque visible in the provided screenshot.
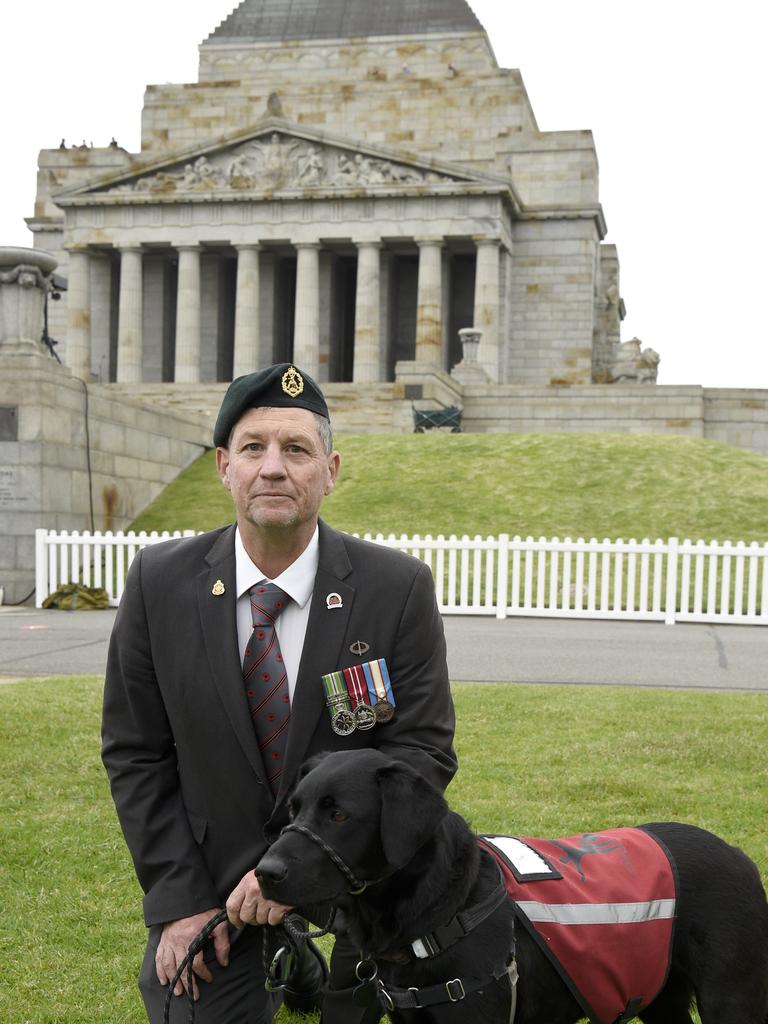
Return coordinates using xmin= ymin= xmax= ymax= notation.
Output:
xmin=0 ymin=467 xmax=30 ymax=510
xmin=0 ymin=406 xmax=18 ymax=441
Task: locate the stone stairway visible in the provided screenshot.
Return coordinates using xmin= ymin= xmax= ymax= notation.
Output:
xmin=99 ymin=381 xmax=414 ymax=439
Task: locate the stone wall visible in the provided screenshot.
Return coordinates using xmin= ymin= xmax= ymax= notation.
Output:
xmin=458 ymin=382 xmax=768 ymax=456
xmin=0 ymin=351 xmax=209 ymax=603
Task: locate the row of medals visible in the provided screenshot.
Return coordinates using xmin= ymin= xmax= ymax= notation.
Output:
xmin=327 ymin=692 xmax=394 ymax=736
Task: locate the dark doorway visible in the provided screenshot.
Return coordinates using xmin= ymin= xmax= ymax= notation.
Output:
xmin=217 ymin=255 xmax=237 ymax=381
xmin=330 ymin=255 xmax=357 ymax=382
xmin=161 ymin=259 xmax=177 ymax=382
xmin=108 ymin=255 xmax=120 ymax=383
xmin=388 ymin=254 xmax=418 ymax=379
xmin=274 ymin=255 xmax=297 ymax=364
xmin=448 ymin=253 xmax=476 ymax=371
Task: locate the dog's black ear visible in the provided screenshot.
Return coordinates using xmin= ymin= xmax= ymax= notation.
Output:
xmin=376 ymin=760 xmax=449 ymax=868
xmin=299 ymin=751 xmax=331 ymax=780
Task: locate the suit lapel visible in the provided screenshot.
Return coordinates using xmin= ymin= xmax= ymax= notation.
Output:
xmin=197 ymin=525 xmax=267 ymax=785
xmin=277 ymin=523 xmax=354 ymax=799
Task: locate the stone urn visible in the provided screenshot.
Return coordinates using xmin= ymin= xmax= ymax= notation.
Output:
xmin=451 ymin=327 xmax=488 ymax=384
xmin=0 ymin=246 xmax=58 ymax=351
xmin=458 ymin=327 xmax=482 ymax=364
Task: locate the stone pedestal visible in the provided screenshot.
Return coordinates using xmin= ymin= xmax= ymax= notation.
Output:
xmin=0 ymin=247 xmax=64 ymax=603
xmin=451 ymin=328 xmax=490 ymax=385
xmin=0 ymin=247 xmax=57 ymax=354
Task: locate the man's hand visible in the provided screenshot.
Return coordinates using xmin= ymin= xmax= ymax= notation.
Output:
xmin=226 ymin=870 xmax=293 ymax=928
xmin=156 ymin=909 xmax=230 ymax=1000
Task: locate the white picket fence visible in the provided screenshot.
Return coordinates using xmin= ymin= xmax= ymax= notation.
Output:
xmin=34 ymin=528 xmax=768 ymax=626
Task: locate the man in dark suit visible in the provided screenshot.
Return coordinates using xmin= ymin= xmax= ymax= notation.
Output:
xmin=102 ymin=363 xmax=456 ymax=1023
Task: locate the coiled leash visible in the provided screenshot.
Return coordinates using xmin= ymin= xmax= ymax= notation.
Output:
xmin=162 ymin=825 xmax=377 ymax=1023
xmin=161 ymin=906 xmax=335 ymax=1024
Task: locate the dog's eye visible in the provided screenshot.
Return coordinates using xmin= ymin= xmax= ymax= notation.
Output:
xmin=331 ymin=809 xmax=350 ymax=823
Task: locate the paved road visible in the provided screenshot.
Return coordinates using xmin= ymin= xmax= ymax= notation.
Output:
xmin=1 ymin=606 xmax=766 ymax=692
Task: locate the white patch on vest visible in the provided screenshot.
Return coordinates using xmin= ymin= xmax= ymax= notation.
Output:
xmin=484 ymin=836 xmax=556 ymax=877
xmin=515 ymin=898 xmax=677 ymax=926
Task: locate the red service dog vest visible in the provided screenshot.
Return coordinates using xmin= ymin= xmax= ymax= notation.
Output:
xmin=478 ymin=828 xmax=676 ymax=1024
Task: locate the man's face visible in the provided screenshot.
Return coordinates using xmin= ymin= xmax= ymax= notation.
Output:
xmin=216 ymin=406 xmax=340 ymax=533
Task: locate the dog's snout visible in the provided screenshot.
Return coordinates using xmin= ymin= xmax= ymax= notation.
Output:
xmin=256 ymin=853 xmax=289 ymax=888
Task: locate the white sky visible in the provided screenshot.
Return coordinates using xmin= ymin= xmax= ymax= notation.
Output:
xmin=1 ymin=0 xmax=765 ymax=388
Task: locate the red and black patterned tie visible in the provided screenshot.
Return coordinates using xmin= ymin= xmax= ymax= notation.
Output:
xmin=243 ymin=581 xmax=291 ymax=794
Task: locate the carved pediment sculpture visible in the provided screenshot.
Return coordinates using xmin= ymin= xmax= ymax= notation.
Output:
xmin=102 ymin=131 xmax=462 ymax=197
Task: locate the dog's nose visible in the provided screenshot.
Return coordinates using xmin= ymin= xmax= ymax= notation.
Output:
xmin=256 ymin=853 xmax=288 ymax=887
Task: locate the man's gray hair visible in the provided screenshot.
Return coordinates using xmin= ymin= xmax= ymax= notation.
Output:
xmin=313 ymin=412 xmax=334 ymax=455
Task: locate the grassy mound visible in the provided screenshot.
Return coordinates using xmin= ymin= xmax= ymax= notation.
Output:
xmin=131 ymin=433 xmax=768 ymax=542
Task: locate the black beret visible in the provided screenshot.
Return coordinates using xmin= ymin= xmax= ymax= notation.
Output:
xmin=213 ymin=363 xmax=329 ymax=447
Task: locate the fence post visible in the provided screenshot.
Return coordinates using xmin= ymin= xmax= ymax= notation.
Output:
xmin=665 ymin=536 xmax=679 ymax=625
xmin=496 ymin=533 xmax=509 ymax=620
xmin=35 ymin=529 xmax=49 ymax=608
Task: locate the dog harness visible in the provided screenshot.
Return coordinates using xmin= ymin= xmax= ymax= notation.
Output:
xmin=478 ymin=828 xmax=677 ymax=1024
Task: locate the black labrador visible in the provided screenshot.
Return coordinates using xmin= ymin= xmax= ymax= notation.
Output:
xmin=257 ymin=749 xmax=768 ymax=1023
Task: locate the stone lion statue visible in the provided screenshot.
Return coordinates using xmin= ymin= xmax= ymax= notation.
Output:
xmin=609 ymin=338 xmax=660 ymax=384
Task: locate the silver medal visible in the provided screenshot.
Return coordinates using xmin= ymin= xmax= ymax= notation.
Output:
xmin=332 ymin=708 xmax=357 ymax=736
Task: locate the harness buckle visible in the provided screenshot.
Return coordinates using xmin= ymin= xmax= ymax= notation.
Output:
xmin=407 ymin=986 xmax=423 ymax=1009
xmin=377 ymin=982 xmax=395 ymax=1012
xmin=445 ymin=978 xmax=466 ymax=1002
xmin=355 ymin=959 xmax=378 ymax=983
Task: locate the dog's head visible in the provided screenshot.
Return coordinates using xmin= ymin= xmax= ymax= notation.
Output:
xmin=256 ymin=749 xmax=449 ymax=905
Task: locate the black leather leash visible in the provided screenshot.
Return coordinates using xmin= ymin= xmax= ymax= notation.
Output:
xmin=162 ymin=908 xmax=229 ymax=1024
xmin=161 ymin=906 xmax=334 ymax=1024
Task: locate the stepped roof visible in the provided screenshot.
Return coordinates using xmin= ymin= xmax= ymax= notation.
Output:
xmin=204 ymin=0 xmax=484 ymax=44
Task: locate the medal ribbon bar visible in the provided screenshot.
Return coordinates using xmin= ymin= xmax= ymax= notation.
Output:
xmin=342 ymin=665 xmax=376 ymax=730
xmin=362 ymin=658 xmax=396 ymax=710
xmin=321 ymin=670 xmax=357 ymax=735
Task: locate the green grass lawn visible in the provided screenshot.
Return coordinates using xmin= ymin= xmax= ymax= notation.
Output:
xmin=1 ymin=676 xmax=765 ymax=1023
xmin=130 ymin=433 xmax=768 ymax=542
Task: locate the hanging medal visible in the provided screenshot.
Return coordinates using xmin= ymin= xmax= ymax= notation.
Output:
xmin=321 ymin=670 xmax=357 ymax=736
xmin=362 ymin=658 xmax=396 ymax=722
xmin=342 ymin=666 xmax=377 ymax=730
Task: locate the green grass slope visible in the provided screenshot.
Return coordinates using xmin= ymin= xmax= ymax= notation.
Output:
xmin=132 ymin=433 xmax=768 ymax=542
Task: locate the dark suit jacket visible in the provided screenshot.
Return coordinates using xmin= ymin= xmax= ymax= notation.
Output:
xmin=102 ymin=520 xmax=456 ymax=926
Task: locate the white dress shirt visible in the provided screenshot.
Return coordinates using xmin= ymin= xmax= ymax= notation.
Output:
xmin=234 ymin=525 xmax=319 ymax=702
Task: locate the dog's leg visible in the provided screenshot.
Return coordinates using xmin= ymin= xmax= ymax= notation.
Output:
xmin=695 ymin=985 xmax=768 ymax=1024
xmin=637 ymin=970 xmax=695 ymax=1024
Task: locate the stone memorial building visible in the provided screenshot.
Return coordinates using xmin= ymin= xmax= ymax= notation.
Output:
xmin=29 ymin=0 xmax=626 ymax=391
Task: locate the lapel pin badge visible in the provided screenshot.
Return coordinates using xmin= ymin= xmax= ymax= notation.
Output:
xmin=326 ymin=592 xmax=343 ymax=610
xmin=212 ymin=579 xmax=226 ymax=596
xmin=350 ymin=640 xmax=370 ymax=656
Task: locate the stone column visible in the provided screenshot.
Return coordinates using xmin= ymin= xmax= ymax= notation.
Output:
xmin=233 ymin=244 xmax=260 ymax=378
xmin=116 ymin=247 xmax=144 ymax=382
xmin=174 ymin=245 xmax=201 ymax=383
xmin=415 ymin=238 xmax=444 ymax=367
xmin=64 ymin=249 xmax=91 ymax=379
xmin=293 ymin=243 xmax=320 ymax=378
xmin=474 ymin=238 xmax=501 ymax=382
xmin=352 ymin=241 xmax=382 ymax=382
